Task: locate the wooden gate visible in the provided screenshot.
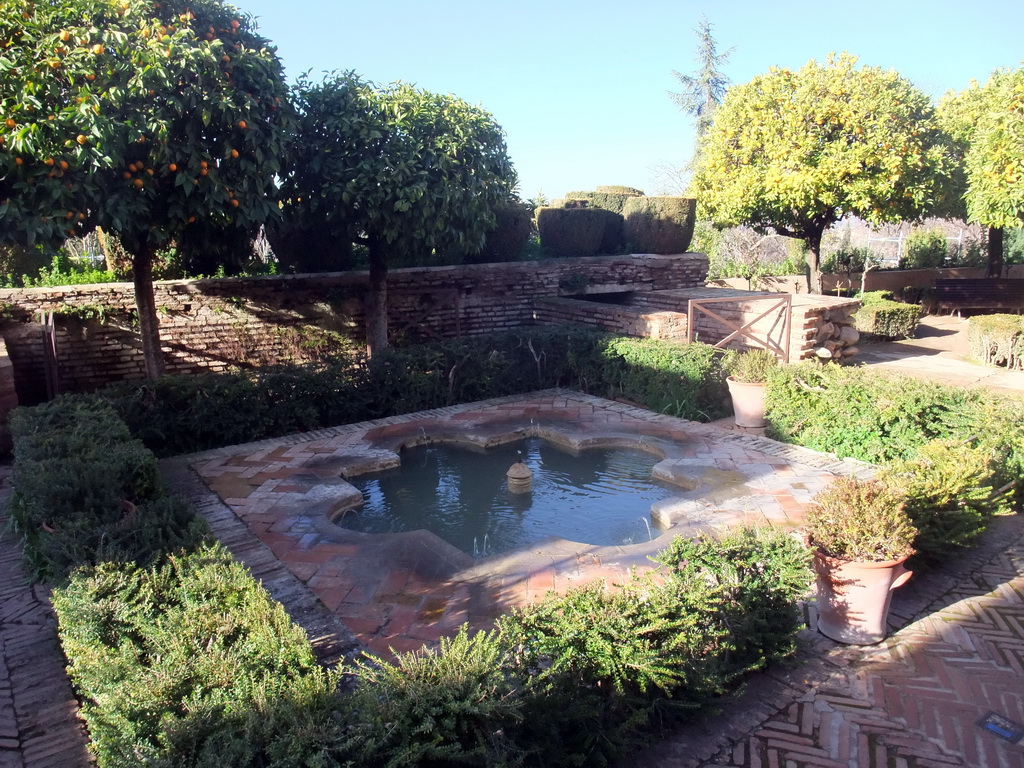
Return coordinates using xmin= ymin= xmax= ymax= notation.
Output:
xmin=686 ymin=293 xmax=792 ymax=360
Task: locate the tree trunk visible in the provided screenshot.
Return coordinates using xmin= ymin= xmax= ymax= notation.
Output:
xmin=132 ymin=247 xmax=165 ymax=380
xmin=987 ymin=226 xmax=1004 ymax=278
xmin=365 ymin=240 xmax=389 ymax=358
xmin=804 ymin=229 xmax=824 ymax=294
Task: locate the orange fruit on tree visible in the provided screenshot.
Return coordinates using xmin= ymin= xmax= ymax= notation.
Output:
xmin=14 ymin=157 xmax=22 ymax=165
xmin=133 ymin=178 xmax=143 ymax=188
xmin=230 ymin=198 xmax=239 ymax=207
xmin=76 ymin=134 xmax=87 ymax=144
xmin=237 ymin=120 xmax=247 ymax=130
xmin=45 ymin=157 xmax=55 ymax=166
xmin=230 ymin=149 xmax=239 ymax=158
xmin=122 ymin=171 xmax=132 ymax=179
xmin=200 ymin=160 xmax=208 ymax=169
xmin=59 ymin=160 xmax=68 ymax=170
xmin=168 ymin=163 xmax=177 ymax=172
xmin=4 ymin=118 xmax=14 ymax=128
xmin=91 ymin=44 xmax=104 ymax=55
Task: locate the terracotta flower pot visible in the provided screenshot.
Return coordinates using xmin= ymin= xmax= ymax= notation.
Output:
xmin=813 ymin=551 xmax=913 ymax=645
xmin=726 ymin=376 xmax=767 ymax=428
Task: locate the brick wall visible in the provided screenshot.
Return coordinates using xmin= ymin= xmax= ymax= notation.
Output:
xmin=533 ymin=288 xmax=859 ymax=362
xmin=0 ymin=253 xmax=709 ymax=403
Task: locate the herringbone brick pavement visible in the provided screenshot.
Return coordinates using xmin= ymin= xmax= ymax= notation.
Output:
xmin=641 ymin=518 xmax=1024 ymax=768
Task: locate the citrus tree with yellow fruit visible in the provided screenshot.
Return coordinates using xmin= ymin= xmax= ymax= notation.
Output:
xmin=939 ymin=65 xmax=1024 ymax=276
xmin=0 ymin=0 xmax=292 ymax=378
xmin=692 ymin=53 xmax=952 ymax=293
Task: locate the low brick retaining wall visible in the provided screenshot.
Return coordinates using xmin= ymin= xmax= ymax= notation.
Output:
xmin=0 ymin=253 xmax=708 ymax=402
xmin=534 ymin=289 xmax=859 ymax=362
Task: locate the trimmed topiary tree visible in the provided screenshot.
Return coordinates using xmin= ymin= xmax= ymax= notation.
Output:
xmin=536 ymin=207 xmax=606 ymax=257
xmin=623 ymin=197 xmax=697 ymax=254
xmin=465 ymin=200 xmax=534 ymax=263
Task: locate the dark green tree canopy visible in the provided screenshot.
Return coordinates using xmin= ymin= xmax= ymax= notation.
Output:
xmin=278 ymin=72 xmax=517 ymax=354
xmin=280 ymin=72 xmax=516 ymax=260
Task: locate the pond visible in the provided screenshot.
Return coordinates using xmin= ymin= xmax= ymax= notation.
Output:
xmin=335 ymin=437 xmax=677 ymax=556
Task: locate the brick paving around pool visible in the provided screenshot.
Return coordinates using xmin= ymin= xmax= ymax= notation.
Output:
xmin=177 ymin=389 xmax=870 ymax=661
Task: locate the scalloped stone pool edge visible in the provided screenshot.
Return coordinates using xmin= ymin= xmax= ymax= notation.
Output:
xmin=179 ymin=389 xmax=874 ymax=661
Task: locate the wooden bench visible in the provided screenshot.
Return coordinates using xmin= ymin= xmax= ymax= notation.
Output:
xmin=933 ymin=279 xmax=1024 ymax=314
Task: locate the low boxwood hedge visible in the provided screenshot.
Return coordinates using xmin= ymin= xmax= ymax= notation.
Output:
xmin=9 ymin=397 xmax=208 ymax=581
xmin=97 ymin=327 xmax=730 ymax=457
xmin=968 ymin=313 xmax=1024 ymax=370
xmin=853 ymin=292 xmax=921 ymax=339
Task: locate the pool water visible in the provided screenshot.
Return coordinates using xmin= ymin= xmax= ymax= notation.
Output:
xmin=338 ymin=437 xmax=676 ymax=556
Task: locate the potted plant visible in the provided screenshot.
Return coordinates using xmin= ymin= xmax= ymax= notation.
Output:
xmin=723 ymin=348 xmax=779 ymax=427
xmin=805 ymin=477 xmax=917 ymax=645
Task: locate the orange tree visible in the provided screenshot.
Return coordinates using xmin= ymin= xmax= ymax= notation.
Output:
xmin=0 ymin=0 xmax=292 ymax=378
xmin=277 ymin=72 xmax=517 ymax=357
xmin=692 ymin=54 xmax=952 ymax=293
xmin=939 ymin=65 xmax=1024 ymax=276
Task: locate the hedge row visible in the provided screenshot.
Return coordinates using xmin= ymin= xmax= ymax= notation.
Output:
xmin=853 ymin=291 xmax=921 ymax=340
xmin=53 ymin=528 xmax=811 ymax=768
xmin=766 ymin=361 xmax=1024 ymax=511
xmin=98 ymin=327 xmax=730 ymax=456
xmin=968 ymin=313 xmax=1024 ymax=370
xmin=9 ymin=398 xmax=207 ymax=580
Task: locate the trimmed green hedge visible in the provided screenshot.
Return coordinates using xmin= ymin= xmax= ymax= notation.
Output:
xmin=52 ymin=545 xmax=342 ymax=768
xmin=98 ymin=328 xmax=730 ymax=456
xmin=968 ymin=314 xmax=1024 ymax=370
xmin=9 ymin=397 xmax=207 ymax=580
xmin=853 ymin=294 xmax=921 ymax=339
xmin=536 ymin=207 xmax=606 ymax=257
xmin=622 ymin=197 xmax=696 ymax=254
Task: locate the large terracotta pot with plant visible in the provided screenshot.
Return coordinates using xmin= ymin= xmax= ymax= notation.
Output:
xmin=724 ymin=348 xmax=779 ymax=428
xmin=805 ymin=477 xmax=917 ymax=645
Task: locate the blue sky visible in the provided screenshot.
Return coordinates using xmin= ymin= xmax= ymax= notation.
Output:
xmin=238 ymin=0 xmax=1023 ymax=201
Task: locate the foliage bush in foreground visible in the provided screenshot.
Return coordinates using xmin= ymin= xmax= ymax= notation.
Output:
xmin=769 ymin=358 xmax=1024 ymax=543
xmin=882 ymin=439 xmax=1010 ymax=565
xmin=52 ymin=545 xmax=343 ymax=768
xmin=98 ymin=327 xmax=730 ymax=456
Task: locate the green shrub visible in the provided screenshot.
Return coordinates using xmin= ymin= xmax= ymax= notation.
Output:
xmin=822 ymin=245 xmax=869 ymax=274
xmin=536 ymin=207 xmax=606 ymax=258
xmin=968 ymin=314 xmax=1024 ymax=370
xmin=882 ymin=439 xmax=1010 ymax=565
xmin=766 ymin=362 xmax=1024 ymax=509
xmin=723 ymin=348 xmax=779 ymax=383
xmin=596 ymin=336 xmax=728 ymax=420
xmin=348 ymin=628 xmax=523 ymax=767
xmin=9 ymin=397 xmax=207 ymax=580
xmin=52 ymin=544 xmax=342 ymax=768
xmin=622 ymin=197 xmax=696 ymax=254
xmin=96 ymin=329 xmax=729 ymax=456
xmin=806 ymin=477 xmax=916 ymax=562
xmin=496 ymin=526 xmax=808 ymax=766
xmin=465 ymin=201 xmax=534 ymax=263
xmin=853 ymin=298 xmax=920 ymax=339
xmin=905 ymin=228 xmax=949 ymax=269
xmin=653 ymin=526 xmax=812 ymax=670
xmin=562 ymin=186 xmax=644 ymax=216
